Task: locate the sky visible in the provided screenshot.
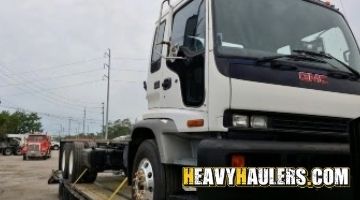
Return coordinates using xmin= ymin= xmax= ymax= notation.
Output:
xmin=0 ymin=0 xmax=359 ymax=135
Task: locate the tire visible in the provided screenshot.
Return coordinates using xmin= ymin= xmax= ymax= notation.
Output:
xmin=131 ymin=140 xmax=167 ymax=200
xmin=23 ymin=155 xmax=27 ymax=161
xmin=62 ymin=143 xmax=72 ymax=180
xmin=69 ymin=142 xmax=97 ymax=183
xmin=3 ymin=148 xmax=13 ymax=156
xmin=15 ymin=148 xmax=22 ymax=156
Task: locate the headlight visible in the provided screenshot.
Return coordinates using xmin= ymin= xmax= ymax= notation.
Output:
xmin=232 ymin=115 xmax=249 ymax=128
xmin=250 ymin=116 xmax=268 ymax=129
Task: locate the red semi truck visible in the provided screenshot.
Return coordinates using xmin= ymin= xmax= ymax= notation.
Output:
xmin=22 ymin=134 xmax=52 ymax=160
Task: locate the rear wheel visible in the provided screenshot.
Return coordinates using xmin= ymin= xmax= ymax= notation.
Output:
xmin=69 ymin=142 xmax=97 ymax=183
xmin=62 ymin=143 xmax=72 ymax=179
xmin=3 ymin=148 xmax=13 ymax=156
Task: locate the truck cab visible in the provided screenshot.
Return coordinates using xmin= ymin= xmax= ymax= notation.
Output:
xmin=22 ymin=134 xmax=52 ymax=160
xmin=129 ymin=0 xmax=360 ymax=199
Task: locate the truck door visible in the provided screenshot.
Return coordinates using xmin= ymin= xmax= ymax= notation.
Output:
xmin=147 ymin=21 xmax=167 ymax=109
xmin=163 ymin=0 xmax=206 ymax=110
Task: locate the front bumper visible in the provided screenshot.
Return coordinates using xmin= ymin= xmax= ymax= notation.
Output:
xmin=26 ymin=151 xmax=46 ymax=157
xmin=197 ymin=139 xmax=352 ymax=200
xmin=198 ymin=139 xmax=350 ymax=167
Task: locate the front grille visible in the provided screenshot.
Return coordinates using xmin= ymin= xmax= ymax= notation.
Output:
xmin=28 ymin=144 xmax=40 ymax=151
xmin=269 ymin=114 xmax=350 ymax=134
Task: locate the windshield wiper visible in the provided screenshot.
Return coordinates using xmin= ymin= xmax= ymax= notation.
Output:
xmin=293 ymin=49 xmax=360 ymax=79
xmin=256 ymin=54 xmax=325 ymax=64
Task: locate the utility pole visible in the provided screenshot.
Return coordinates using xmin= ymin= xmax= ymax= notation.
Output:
xmin=101 ymin=102 xmax=105 ymax=135
xmin=68 ymin=118 xmax=72 ymax=137
xmin=59 ymin=124 xmax=63 ymax=140
xmin=104 ymin=48 xmax=111 ymax=140
xmin=82 ymin=107 xmax=87 ymax=134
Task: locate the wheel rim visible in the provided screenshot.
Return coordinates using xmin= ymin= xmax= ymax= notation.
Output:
xmin=133 ymin=158 xmax=154 ymax=200
xmin=68 ymin=151 xmax=74 ymax=176
xmin=5 ymin=149 xmax=11 ymax=155
xmin=61 ymin=150 xmax=66 ymax=171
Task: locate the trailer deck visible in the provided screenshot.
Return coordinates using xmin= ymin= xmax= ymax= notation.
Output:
xmin=65 ymin=173 xmax=131 ymax=200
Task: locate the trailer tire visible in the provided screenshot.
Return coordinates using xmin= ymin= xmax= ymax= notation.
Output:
xmin=62 ymin=143 xmax=72 ymax=180
xmin=3 ymin=148 xmax=13 ymax=156
xmin=69 ymin=142 xmax=97 ymax=183
xmin=132 ymin=139 xmax=171 ymax=200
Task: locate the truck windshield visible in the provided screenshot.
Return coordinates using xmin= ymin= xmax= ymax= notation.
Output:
xmin=28 ymin=136 xmax=46 ymax=142
xmin=213 ymin=0 xmax=360 ymax=73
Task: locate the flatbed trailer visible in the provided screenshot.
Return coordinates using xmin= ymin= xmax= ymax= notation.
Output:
xmin=52 ymin=138 xmax=131 ymax=200
xmin=61 ymin=174 xmax=131 ymax=200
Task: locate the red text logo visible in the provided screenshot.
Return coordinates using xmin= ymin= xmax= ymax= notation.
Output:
xmin=298 ymin=72 xmax=328 ymax=84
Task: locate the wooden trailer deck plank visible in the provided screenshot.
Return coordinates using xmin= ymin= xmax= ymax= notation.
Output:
xmin=72 ymin=174 xmax=131 ymax=200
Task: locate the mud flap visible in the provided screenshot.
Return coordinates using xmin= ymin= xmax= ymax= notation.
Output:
xmin=350 ymin=118 xmax=360 ymax=199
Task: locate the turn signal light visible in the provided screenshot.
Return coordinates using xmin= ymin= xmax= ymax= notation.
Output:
xmin=187 ymin=119 xmax=204 ymax=128
xmin=231 ymin=155 xmax=246 ymax=167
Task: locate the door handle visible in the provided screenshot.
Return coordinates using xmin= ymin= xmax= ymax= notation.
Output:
xmin=162 ymin=78 xmax=172 ymax=90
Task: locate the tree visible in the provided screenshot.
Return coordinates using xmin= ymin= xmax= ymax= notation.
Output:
xmin=105 ymin=119 xmax=132 ymax=139
xmin=0 ymin=111 xmax=11 ymax=138
xmin=0 ymin=110 xmax=42 ymax=137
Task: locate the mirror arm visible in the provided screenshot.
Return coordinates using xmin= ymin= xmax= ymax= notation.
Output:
xmin=156 ymin=41 xmax=171 ymax=46
xmin=153 ymin=50 xmax=186 ymax=60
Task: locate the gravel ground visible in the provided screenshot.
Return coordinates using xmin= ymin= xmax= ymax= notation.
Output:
xmin=0 ymin=151 xmax=59 ymax=200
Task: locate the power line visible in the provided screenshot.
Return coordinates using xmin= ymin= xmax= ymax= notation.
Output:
xmin=0 ymin=103 xmax=102 ymax=123
xmin=4 ymin=57 xmax=103 ymax=76
xmin=0 ymin=68 xmax=103 ymax=88
xmin=7 ymin=79 xmax=104 ymax=97
xmin=0 ymin=63 xmax=101 ymax=109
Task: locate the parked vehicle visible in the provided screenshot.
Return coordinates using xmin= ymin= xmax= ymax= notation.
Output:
xmin=0 ymin=136 xmax=22 ymax=156
xmin=22 ymin=134 xmax=52 ymax=160
xmin=53 ymin=0 xmax=360 ymax=199
xmin=51 ymin=141 xmax=60 ymax=150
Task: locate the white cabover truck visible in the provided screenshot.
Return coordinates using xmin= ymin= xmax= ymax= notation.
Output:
xmin=54 ymin=0 xmax=360 ymax=199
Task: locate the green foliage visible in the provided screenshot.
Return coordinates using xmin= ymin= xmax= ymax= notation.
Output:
xmin=0 ymin=110 xmax=42 ymax=137
xmin=105 ymin=118 xmax=132 ymax=139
